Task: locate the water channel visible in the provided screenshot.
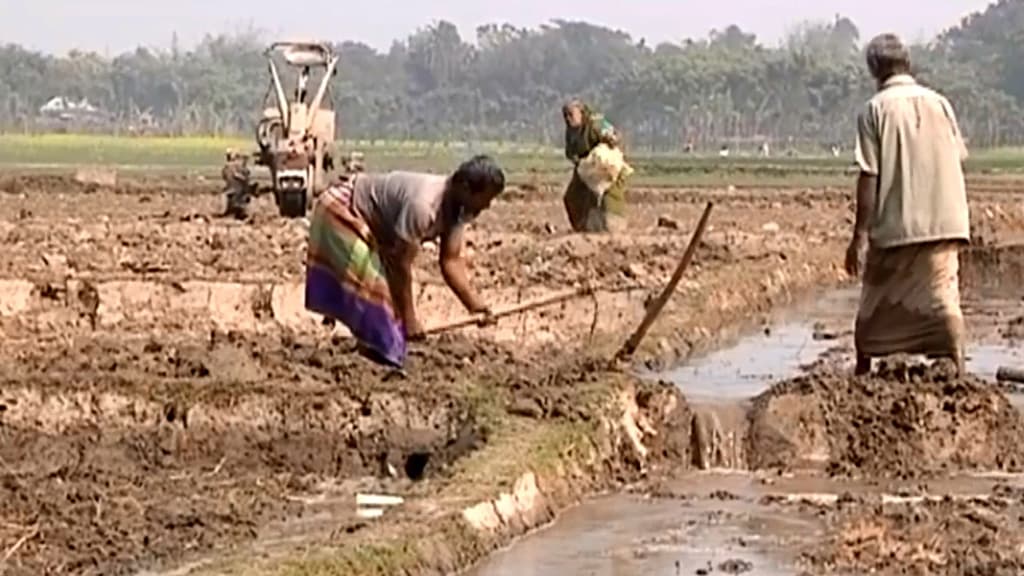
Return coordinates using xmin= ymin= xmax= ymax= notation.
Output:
xmin=468 ymin=286 xmax=1024 ymax=576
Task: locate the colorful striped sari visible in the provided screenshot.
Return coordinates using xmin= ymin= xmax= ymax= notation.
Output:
xmin=305 ymin=183 xmax=407 ymax=366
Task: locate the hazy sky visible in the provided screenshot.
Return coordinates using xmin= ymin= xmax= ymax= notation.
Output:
xmin=1 ymin=0 xmax=995 ymax=55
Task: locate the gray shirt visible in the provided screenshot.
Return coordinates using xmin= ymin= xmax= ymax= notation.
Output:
xmin=351 ymin=171 xmax=449 ymax=247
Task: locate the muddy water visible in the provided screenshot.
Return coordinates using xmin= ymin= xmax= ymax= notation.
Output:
xmin=671 ymin=286 xmax=1022 ymax=470
xmin=468 ymin=487 xmax=812 ymax=576
xmin=468 ymin=287 xmax=1024 ymax=576
xmin=665 ymin=286 xmax=1022 ymax=399
xmin=468 ymin=470 xmax=1024 ymax=576
xmin=661 ymin=288 xmax=854 ymax=401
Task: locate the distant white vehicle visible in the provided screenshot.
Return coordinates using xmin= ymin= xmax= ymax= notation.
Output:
xmin=40 ymin=96 xmax=100 ymax=115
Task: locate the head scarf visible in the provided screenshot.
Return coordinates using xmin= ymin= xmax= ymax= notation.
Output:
xmin=564 ymin=100 xmax=610 ymax=161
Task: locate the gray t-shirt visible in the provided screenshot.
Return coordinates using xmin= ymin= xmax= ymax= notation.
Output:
xmin=351 ymin=171 xmax=449 ymax=247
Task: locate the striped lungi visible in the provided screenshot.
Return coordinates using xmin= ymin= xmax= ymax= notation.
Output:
xmin=305 ymin=183 xmax=406 ymax=366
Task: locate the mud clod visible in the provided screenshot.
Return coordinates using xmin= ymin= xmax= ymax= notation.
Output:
xmin=718 ymin=559 xmax=753 ymax=574
xmin=748 ymin=364 xmax=1024 ymax=478
xmin=804 ymin=487 xmax=1024 ymax=575
xmin=709 ymin=490 xmax=740 ymax=501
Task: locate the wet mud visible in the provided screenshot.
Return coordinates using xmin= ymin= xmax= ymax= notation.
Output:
xmin=473 ymin=240 xmax=1024 ymax=576
xmin=803 ymin=484 xmax=1024 ymax=575
xmin=748 ymin=364 xmax=1024 ymax=479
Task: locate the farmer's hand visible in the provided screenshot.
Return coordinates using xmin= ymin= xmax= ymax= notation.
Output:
xmin=474 ymin=306 xmax=497 ymax=328
xmin=845 ymin=235 xmax=867 ymax=277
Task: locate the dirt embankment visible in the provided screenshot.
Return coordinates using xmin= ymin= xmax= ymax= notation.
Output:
xmin=0 ymin=333 xmax=506 ymax=575
xmin=748 ymin=363 xmax=1024 ymax=479
xmin=0 ymin=327 xmax=695 ymax=576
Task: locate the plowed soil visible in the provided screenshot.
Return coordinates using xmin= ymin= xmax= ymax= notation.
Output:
xmin=3 ymin=172 xmax=1024 ymax=574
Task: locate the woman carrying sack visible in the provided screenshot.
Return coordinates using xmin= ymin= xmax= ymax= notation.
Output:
xmin=561 ymin=100 xmax=630 ymax=234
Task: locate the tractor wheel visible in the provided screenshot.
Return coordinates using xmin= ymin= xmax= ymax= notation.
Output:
xmin=278 ymin=188 xmax=307 ymax=218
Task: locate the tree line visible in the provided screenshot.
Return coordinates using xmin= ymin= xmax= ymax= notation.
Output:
xmin=2 ymin=0 xmax=1023 ymax=151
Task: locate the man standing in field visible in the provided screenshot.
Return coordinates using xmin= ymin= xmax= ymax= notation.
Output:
xmin=222 ymin=149 xmax=253 ymax=220
xmin=846 ymin=34 xmax=971 ymax=376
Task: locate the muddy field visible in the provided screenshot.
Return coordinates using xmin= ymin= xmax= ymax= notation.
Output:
xmin=3 ymin=173 xmax=1024 ymax=575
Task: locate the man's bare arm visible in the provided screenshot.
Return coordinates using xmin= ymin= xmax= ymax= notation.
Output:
xmin=439 ymin=224 xmax=487 ymax=313
xmin=845 ymin=171 xmax=877 ymax=277
xmin=854 ymin=172 xmax=876 ymax=240
xmin=384 ymin=241 xmax=423 ymax=336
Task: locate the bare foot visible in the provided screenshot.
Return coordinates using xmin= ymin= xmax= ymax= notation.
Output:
xmin=855 ymin=353 xmax=871 ymax=376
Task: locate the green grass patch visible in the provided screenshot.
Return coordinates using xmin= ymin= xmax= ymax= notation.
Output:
xmin=0 ymin=134 xmax=249 ymax=167
xmin=4 ymin=134 xmax=1024 ymax=187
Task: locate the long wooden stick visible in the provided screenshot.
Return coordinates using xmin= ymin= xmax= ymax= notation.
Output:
xmin=425 ymin=286 xmax=592 ymax=335
xmin=617 ymin=202 xmax=714 ymax=359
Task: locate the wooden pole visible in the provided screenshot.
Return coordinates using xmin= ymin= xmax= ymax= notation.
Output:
xmin=617 ymin=202 xmax=714 ymax=359
xmin=424 ymin=286 xmax=593 ymax=335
